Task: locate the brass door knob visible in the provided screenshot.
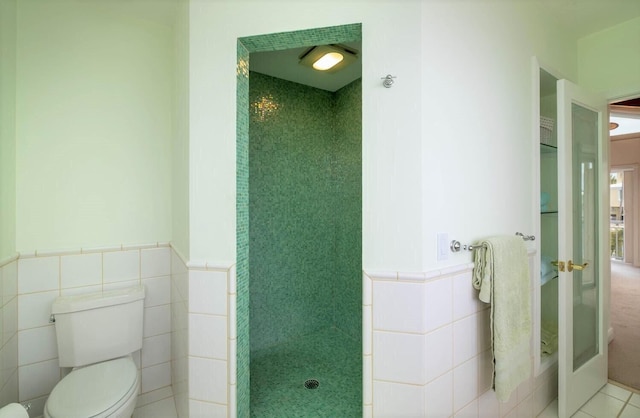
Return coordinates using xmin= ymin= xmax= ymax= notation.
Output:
xmin=551 ymin=260 xmax=565 ymax=272
xmin=568 ymin=260 xmax=589 ymax=272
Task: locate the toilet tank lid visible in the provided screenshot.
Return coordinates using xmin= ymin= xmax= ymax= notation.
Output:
xmin=52 ymin=285 xmax=145 ymax=315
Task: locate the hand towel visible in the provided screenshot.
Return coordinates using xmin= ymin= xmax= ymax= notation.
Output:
xmin=472 ymin=236 xmax=531 ymax=402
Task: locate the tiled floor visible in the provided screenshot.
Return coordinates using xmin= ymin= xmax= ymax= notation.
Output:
xmin=132 ymin=386 xmax=178 ymax=418
xmin=250 ymin=327 xmax=362 ymax=417
xmin=538 ymin=382 xmax=640 ymax=418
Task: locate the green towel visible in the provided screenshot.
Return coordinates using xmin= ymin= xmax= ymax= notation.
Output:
xmin=541 ymin=320 xmax=558 ymax=355
xmin=473 ymin=236 xmax=531 ymax=402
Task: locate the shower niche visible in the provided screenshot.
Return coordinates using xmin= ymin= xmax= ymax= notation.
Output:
xmin=238 ymin=25 xmax=363 ymax=417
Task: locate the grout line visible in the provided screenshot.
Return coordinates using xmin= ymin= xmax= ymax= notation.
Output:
xmin=615 ymin=392 xmax=633 ymax=418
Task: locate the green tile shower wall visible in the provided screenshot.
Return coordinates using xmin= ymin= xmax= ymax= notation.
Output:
xmin=235 ymin=41 xmax=250 ymax=418
xmin=249 ymin=72 xmax=362 ymax=352
xmin=333 ymin=79 xmax=363 ymax=341
xmin=237 ymin=23 xmax=362 ymax=417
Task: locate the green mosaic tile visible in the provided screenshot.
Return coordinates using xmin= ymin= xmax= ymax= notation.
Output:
xmin=240 ymin=23 xmax=361 ymax=52
xmin=250 ymin=328 xmax=362 ymax=418
xmin=237 ymin=23 xmax=362 ymax=418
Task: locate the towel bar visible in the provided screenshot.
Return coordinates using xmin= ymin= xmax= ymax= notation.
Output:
xmin=450 ymin=232 xmax=535 ymax=252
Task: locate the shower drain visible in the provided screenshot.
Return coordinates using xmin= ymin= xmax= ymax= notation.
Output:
xmin=304 ymin=379 xmax=319 ymax=390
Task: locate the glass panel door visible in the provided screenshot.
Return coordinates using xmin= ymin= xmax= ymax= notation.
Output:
xmin=557 ymin=79 xmax=608 ymax=418
xmin=571 ymin=102 xmax=599 ymax=371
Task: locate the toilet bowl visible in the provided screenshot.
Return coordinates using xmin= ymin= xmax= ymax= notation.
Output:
xmin=44 ymin=356 xmax=139 ymax=418
xmin=44 ymin=286 xmax=145 ymax=418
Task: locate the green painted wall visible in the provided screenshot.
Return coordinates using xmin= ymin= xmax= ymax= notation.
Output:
xmin=15 ymin=1 xmax=173 ymax=251
xmin=249 ymin=72 xmax=362 ymax=352
xmin=0 ymin=0 xmax=17 ymax=260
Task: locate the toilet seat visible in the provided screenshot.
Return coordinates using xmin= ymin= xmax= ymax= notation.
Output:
xmin=44 ymin=356 xmax=138 ymax=418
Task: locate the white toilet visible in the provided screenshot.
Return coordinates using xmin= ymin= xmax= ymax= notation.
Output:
xmin=44 ymin=285 xmax=145 ymax=418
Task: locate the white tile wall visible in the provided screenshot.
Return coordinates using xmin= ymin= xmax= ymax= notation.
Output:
xmin=3 ymin=245 xmax=562 ymax=418
xmin=15 ymin=244 xmax=172 ymax=418
xmin=365 ymin=254 xmax=558 ymax=418
xmin=186 ymin=265 xmax=233 ymax=417
xmin=170 ymin=248 xmax=189 ymax=418
xmin=0 ymin=258 xmax=19 ymax=408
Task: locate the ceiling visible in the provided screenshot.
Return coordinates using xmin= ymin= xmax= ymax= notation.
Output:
xmin=249 ymin=42 xmax=362 ymax=92
xmin=535 ymin=0 xmax=640 ymax=39
xmin=611 ymin=99 xmax=640 ymax=138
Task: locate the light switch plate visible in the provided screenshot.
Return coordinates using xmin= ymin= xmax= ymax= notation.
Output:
xmin=437 ymin=232 xmax=449 ymax=261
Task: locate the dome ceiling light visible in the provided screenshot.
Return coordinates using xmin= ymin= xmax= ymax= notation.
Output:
xmin=299 ymin=44 xmax=358 ymax=73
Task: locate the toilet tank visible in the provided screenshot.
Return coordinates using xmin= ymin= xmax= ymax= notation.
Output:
xmin=51 ymin=285 xmax=145 ymax=367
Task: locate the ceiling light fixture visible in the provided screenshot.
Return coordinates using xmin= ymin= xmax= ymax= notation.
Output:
xmin=299 ymin=44 xmax=358 ymax=73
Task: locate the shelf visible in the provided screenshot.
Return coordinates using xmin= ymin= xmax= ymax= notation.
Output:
xmin=540 ymin=143 xmax=557 ymax=154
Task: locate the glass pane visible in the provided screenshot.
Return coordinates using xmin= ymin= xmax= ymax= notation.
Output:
xmin=572 ymin=102 xmax=600 ymax=371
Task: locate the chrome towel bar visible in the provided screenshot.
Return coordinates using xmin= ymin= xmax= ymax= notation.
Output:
xmin=450 ymin=232 xmax=534 ymax=252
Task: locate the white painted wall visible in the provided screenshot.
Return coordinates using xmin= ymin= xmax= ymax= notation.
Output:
xmin=188 ymin=1 xmax=578 ymax=271
xmin=578 ymin=16 xmax=640 ymax=99
xmin=0 ymin=0 xmax=17 ymax=260
xmin=15 ymin=0 xmax=174 ymax=252
xmin=420 ymin=1 xmax=579 ymax=270
xmin=188 ymin=1 xmax=425 ymax=270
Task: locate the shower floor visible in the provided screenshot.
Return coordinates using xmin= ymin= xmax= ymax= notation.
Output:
xmin=250 ymin=327 xmax=362 ymax=417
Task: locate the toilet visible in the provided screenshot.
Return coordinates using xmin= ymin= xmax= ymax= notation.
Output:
xmin=44 ymin=285 xmax=145 ymax=418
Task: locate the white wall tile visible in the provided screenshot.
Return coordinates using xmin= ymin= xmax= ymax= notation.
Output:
xmin=142 ymin=276 xmax=171 ymax=307
xmin=453 ymin=271 xmax=484 ymax=320
xmin=144 ymin=305 xmax=171 ymax=337
xmin=363 ymin=355 xmax=372 ymax=405
xmin=21 ymin=395 xmax=47 ymax=418
xmin=141 ymin=247 xmax=171 ymax=279
xmin=18 ymin=358 xmax=59 ymax=401
xmin=0 ymin=369 xmax=18 ymax=409
xmin=516 ymin=394 xmax=534 ymax=418
xmin=189 ymin=399 xmax=227 ymax=418
xmin=3 ymin=261 xmax=18 ymax=305
xmin=0 ymin=335 xmax=18 ymax=387
xmin=455 ymin=398 xmax=478 ymax=417
xmin=141 ymin=334 xmax=171 ymax=368
xmin=60 ymin=284 xmax=102 ymax=296
xmin=373 ymin=331 xmax=425 ymax=384
xmin=424 ymin=277 xmax=453 ymax=332
xmin=141 ymin=361 xmax=171 ymax=393
xmin=18 ymin=291 xmax=58 ymax=330
xmin=104 ymin=250 xmax=140 ymax=282
xmin=60 ymin=253 xmax=102 ymax=288
xmin=478 ymin=390 xmax=500 ymax=418
xmin=373 ymin=281 xmax=425 ymax=333
xmin=188 ymin=314 xmax=227 ymax=360
xmin=424 ymin=324 xmax=453 ymax=383
xmin=425 ymin=370 xmax=453 ymax=417
xmin=363 ymin=305 xmax=372 ymax=355
xmin=103 ymin=279 xmax=139 ymax=293
xmin=189 ymin=357 xmax=227 ymax=404
xmin=3 ymin=297 xmax=17 ymax=345
xmin=18 ymin=257 xmax=59 ymax=294
xmin=373 ymin=381 xmax=425 ymax=418
xmin=478 ymin=349 xmax=494 ymax=394
xmin=453 ymin=357 xmax=479 ymax=413
xmin=189 ymin=270 xmax=227 ymax=315
xmin=453 ymin=314 xmax=479 ymax=366
xmin=18 ymin=325 xmax=57 ymax=365
xmin=60 ymin=253 xmax=102 ymax=289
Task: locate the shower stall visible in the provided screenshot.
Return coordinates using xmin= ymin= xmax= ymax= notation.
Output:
xmin=247 ymin=71 xmax=362 ymax=416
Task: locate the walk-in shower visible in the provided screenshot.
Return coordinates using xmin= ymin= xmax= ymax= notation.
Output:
xmin=236 ymin=24 xmax=362 ymax=417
